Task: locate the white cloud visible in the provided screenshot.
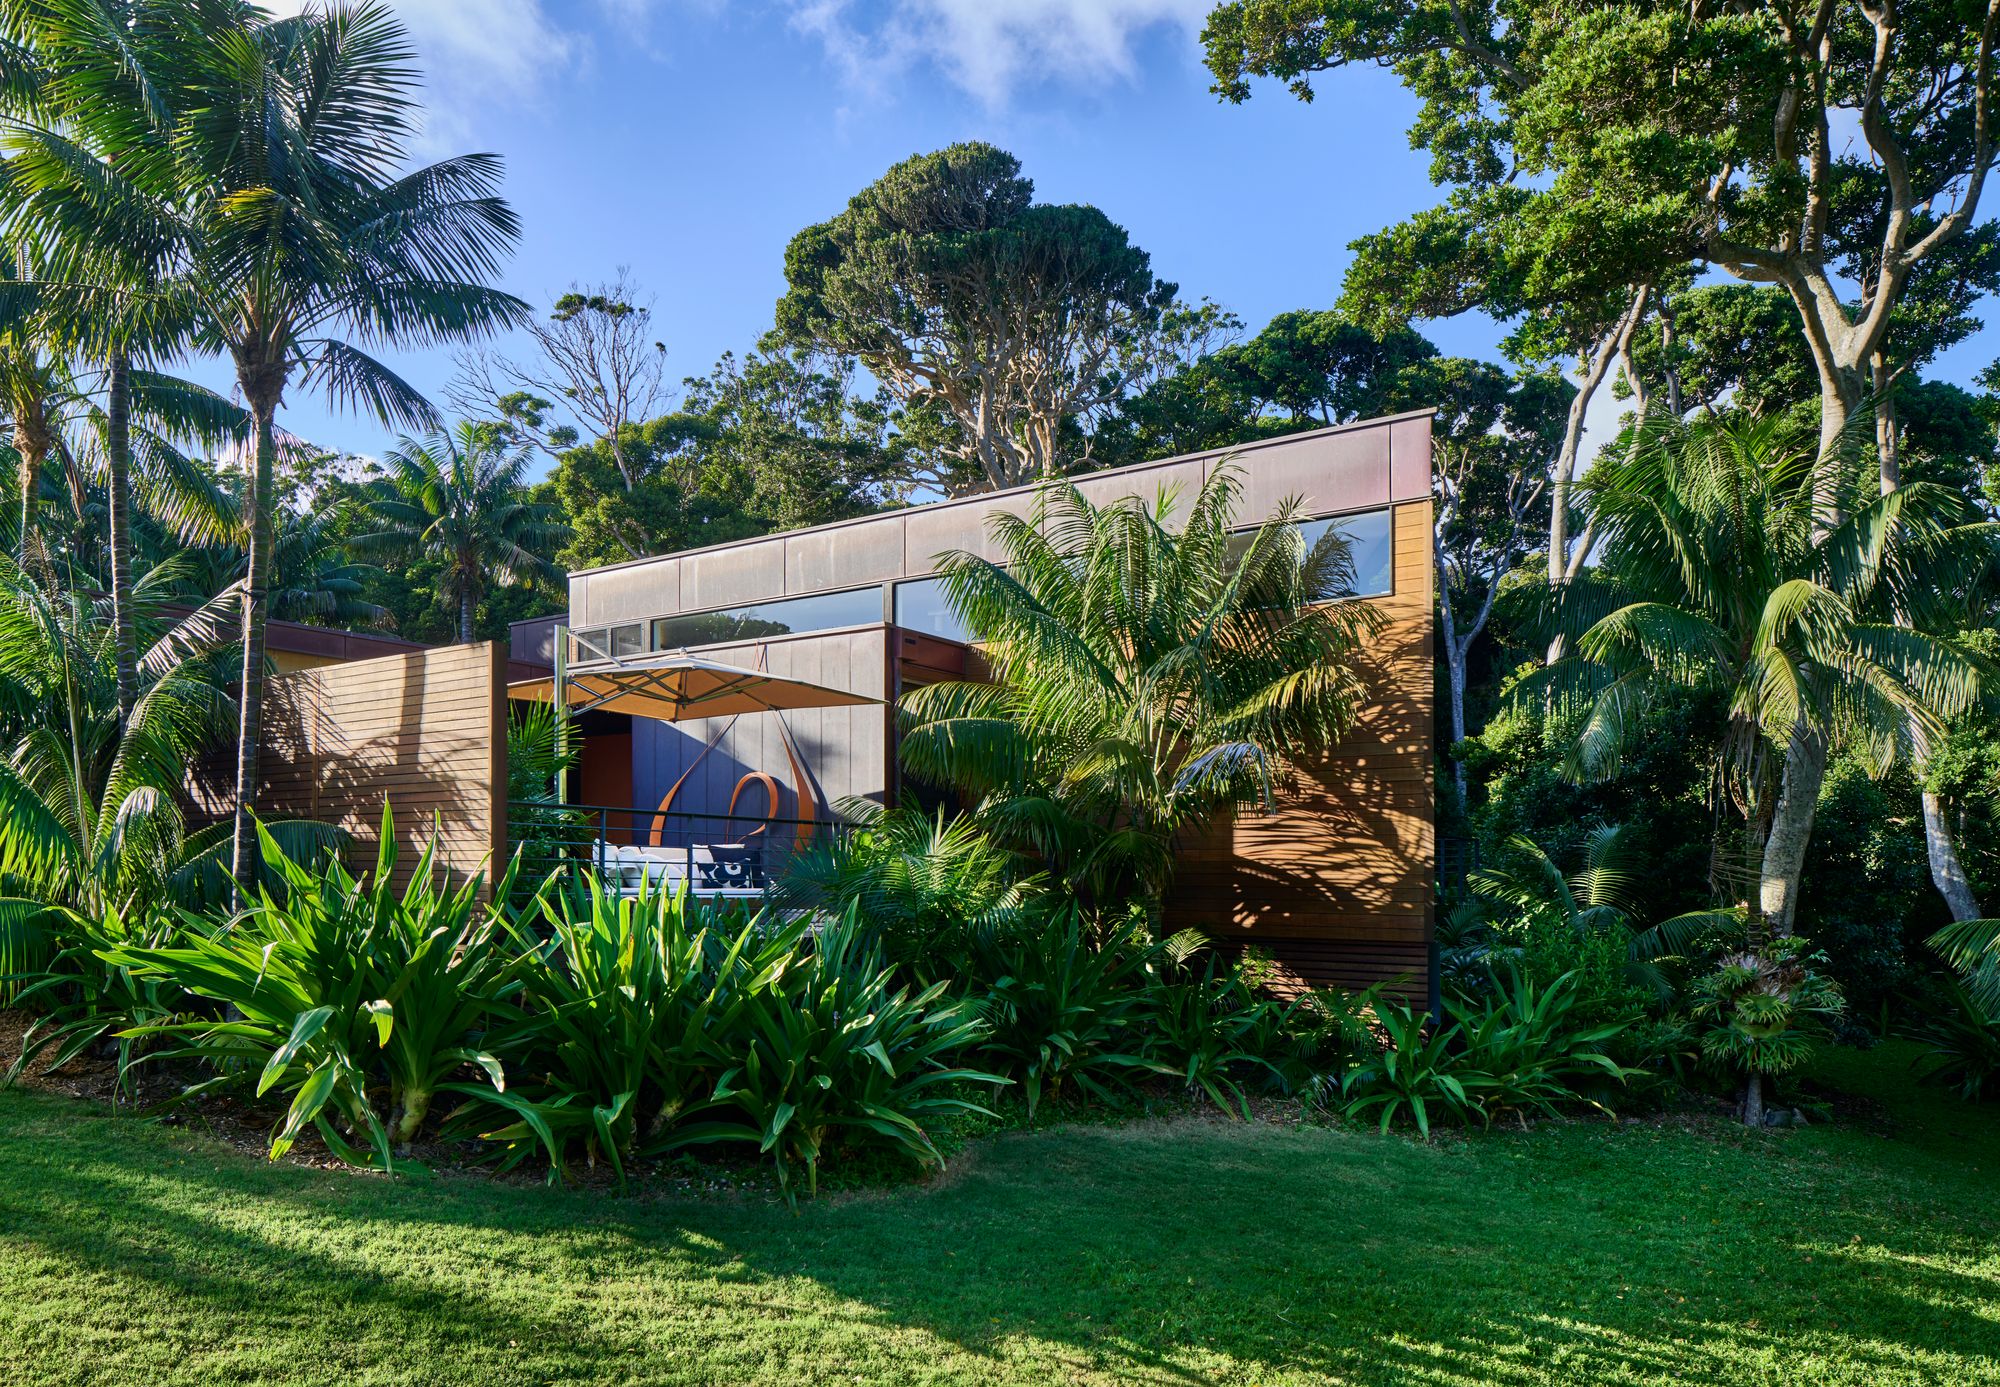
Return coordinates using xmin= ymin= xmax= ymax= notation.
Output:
xmin=787 ymin=0 xmax=1210 ymax=109
xmin=258 ymin=1 xmax=616 ymax=147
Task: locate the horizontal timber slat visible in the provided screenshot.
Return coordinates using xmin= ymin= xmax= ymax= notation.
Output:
xmin=1164 ymin=496 xmax=1436 ymax=997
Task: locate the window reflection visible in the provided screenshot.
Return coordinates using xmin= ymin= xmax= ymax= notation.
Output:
xmin=649 ymin=586 xmax=883 ymax=651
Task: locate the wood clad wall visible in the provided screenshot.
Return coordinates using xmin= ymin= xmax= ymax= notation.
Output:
xmin=1164 ymin=500 xmax=1436 ymax=1000
xmin=251 ymin=641 xmax=507 ymax=895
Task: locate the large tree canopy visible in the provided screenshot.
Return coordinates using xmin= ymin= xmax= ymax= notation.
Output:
xmin=776 ymin=142 xmax=1175 ymax=493
xmin=1204 ymin=0 xmax=2000 ymax=468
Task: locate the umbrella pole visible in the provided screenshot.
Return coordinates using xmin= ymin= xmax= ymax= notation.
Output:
xmin=553 ymin=626 xmax=569 ymax=806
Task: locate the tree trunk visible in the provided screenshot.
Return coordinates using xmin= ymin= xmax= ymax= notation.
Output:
xmin=1923 ymin=791 xmax=1986 ymax=922
xmin=1759 ymin=728 xmax=1828 ymax=939
xmin=106 ymin=351 xmax=138 ymax=726
xmin=460 ymin=590 xmax=476 ymax=646
xmin=1445 ymin=641 xmax=1469 ymax=809
xmin=13 ymin=394 xmax=49 ymax=553
xmin=1544 ymin=289 xmax=1646 ymax=664
xmin=230 ymin=400 xmax=279 ymax=895
xmin=1876 ymin=368 xmax=1982 ymax=921
xmin=1742 ymin=1071 xmax=1765 ymax=1128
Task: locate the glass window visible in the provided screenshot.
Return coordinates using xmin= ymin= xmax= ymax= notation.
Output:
xmin=570 ymin=626 xmax=610 ymax=662
xmin=894 ymin=576 xmax=974 ymax=645
xmin=649 ymin=585 xmax=884 ymax=651
xmin=1298 ymin=509 xmax=1393 ymax=598
xmin=610 ymin=623 xmax=646 ymax=657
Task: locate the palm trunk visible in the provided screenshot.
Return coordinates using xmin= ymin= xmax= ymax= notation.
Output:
xmin=13 ymin=393 xmax=49 ymax=553
xmin=230 ymin=400 xmax=279 ymax=894
xmin=1742 ymin=1071 xmax=1765 ymax=1128
xmin=460 ymin=589 xmax=475 ymax=646
xmin=106 ymin=351 xmax=138 ymax=725
xmin=1758 ymin=728 xmax=1828 ymax=939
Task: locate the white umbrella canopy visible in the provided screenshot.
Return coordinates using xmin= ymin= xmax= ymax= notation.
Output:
xmin=508 ymin=651 xmax=879 ymax=723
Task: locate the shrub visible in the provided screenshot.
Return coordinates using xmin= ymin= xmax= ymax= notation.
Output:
xmin=454 ymin=882 xmax=1003 ymax=1197
xmin=774 ymin=801 xmax=1037 ymax=978
xmin=968 ymin=907 xmax=1165 ymax=1116
xmin=4 ymin=901 xmax=193 ymax=1096
xmin=1446 ymin=971 xmax=1634 ymax=1127
xmin=108 ymin=817 xmax=532 ymax=1166
xmin=1909 ymin=975 xmax=2000 ymax=1101
xmin=452 ymin=876 xmax=729 ymax=1179
xmin=1339 ymin=970 xmax=1634 ymax=1136
xmin=667 ymin=911 xmax=1003 ymax=1198
xmin=1139 ymin=933 xmax=1288 ymax=1115
xmin=1339 ymin=1002 xmax=1473 ymax=1137
xmin=1688 ymin=939 xmax=1845 ymax=1084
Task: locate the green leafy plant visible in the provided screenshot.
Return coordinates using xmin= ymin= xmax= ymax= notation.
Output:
xmin=1472 ymin=825 xmax=1738 ymax=1007
xmin=1909 ymin=975 xmax=2000 ymax=1102
xmin=1140 ymin=932 xmax=1287 ymax=1116
xmin=108 ymin=813 xmax=531 ymax=1167
xmin=451 ymin=876 xmax=736 ymax=1180
xmin=667 ymin=910 xmax=1004 ymax=1199
xmin=1689 ymin=940 xmax=1845 ymax=1119
xmin=969 ymin=908 xmax=1166 ymax=1116
xmin=1339 ymin=1002 xmax=1473 ymax=1139
xmin=4 ymin=901 xmax=192 ymax=1097
xmin=775 ymin=800 xmax=1038 ymax=977
xmin=1447 ymin=971 xmax=1635 ymax=1127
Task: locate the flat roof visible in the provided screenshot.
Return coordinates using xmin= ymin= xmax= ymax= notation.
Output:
xmin=569 ymin=408 xmax=1437 ymax=580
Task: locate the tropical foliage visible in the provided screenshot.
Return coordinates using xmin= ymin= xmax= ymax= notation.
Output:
xmin=900 ymin=462 xmax=1379 ymax=900
xmin=355 ymin=424 xmax=567 ymax=644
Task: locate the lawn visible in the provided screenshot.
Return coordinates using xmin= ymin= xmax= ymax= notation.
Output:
xmin=2 ymin=1043 xmax=1997 ymax=1386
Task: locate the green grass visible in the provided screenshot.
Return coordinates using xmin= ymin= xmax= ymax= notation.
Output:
xmin=3 ymin=1043 xmax=1999 ymax=1385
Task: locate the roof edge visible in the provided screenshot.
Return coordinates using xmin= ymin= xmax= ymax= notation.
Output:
xmin=569 ymin=407 xmax=1437 ymax=581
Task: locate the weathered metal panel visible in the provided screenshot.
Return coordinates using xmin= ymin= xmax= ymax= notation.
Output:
xmin=1070 ymin=458 xmax=1206 ymax=517
xmin=786 ymin=518 xmax=906 ymax=594
xmin=581 ymin=560 xmax=678 ymax=626
xmin=1389 ymin=415 xmax=1434 ymax=504
xmin=902 ymin=493 xmax=1031 ymax=574
xmin=681 ymin=539 xmax=785 ymax=611
xmin=1233 ymin=427 xmax=1391 ymax=523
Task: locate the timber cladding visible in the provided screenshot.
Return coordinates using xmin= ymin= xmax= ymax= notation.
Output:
xmin=1164 ymin=499 xmax=1437 ymax=1000
xmin=248 ymin=641 xmax=508 ymax=896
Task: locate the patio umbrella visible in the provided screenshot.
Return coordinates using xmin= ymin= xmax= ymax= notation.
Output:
xmin=507 ymin=650 xmax=879 ymax=723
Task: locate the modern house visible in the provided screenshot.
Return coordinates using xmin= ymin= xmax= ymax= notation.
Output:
xmin=239 ymin=409 xmax=1437 ymax=1000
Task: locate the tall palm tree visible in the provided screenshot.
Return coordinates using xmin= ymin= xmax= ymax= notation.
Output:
xmin=899 ymin=463 xmax=1380 ymax=903
xmin=1539 ymin=414 xmax=1989 ymax=940
xmin=0 ymin=0 xmax=528 ymax=885
xmin=354 ymin=422 xmax=566 ymax=644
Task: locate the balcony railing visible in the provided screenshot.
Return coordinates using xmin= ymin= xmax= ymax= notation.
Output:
xmin=505 ymin=799 xmax=842 ymax=899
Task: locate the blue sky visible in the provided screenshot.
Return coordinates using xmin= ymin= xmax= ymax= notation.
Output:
xmin=245 ymin=0 xmax=1995 ymax=466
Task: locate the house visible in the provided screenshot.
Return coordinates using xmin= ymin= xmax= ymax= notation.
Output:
xmin=241 ymin=409 xmax=1437 ymax=1000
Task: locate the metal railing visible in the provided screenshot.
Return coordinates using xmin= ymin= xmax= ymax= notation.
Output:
xmin=505 ymin=799 xmax=842 ymax=898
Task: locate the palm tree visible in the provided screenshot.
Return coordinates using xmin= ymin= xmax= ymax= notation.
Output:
xmin=0 ymin=1 xmax=528 ymax=885
xmin=898 ymin=463 xmax=1380 ymax=903
xmin=1539 ymin=413 xmax=1987 ymax=943
xmin=0 ymin=552 xmax=229 ymax=916
xmin=354 ymin=423 xmax=566 ymax=644
xmin=1469 ymin=824 xmax=1736 ymax=1002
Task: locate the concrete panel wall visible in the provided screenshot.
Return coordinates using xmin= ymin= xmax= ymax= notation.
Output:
xmin=251 ymin=642 xmax=508 ymax=895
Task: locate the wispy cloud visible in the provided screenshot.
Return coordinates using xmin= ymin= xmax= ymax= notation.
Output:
xmin=260 ymin=1 xmax=632 ymax=147
xmin=786 ymin=0 xmax=1210 ymax=109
